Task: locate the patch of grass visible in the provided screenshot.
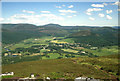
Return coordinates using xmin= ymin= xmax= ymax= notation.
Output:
xmin=62 ymin=49 xmax=78 ymax=53
xmin=2 ymin=76 xmax=14 ymax=79
xmin=51 ymin=40 xmax=67 ymax=44
xmin=58 ymin=38 xmax=74 ymax=43
xmin=42 ymin=56 xmax=48 ymax=59
xmin=48 ymin=53 xmax=60 ymax=59
xmin=83 ymin=46 xmax=118 ymax=56
xmin=40 ymin=49 xmax=50 ymax=53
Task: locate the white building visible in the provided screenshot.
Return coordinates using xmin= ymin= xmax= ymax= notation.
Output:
xmin=0 ymin=72 xmax=14 ymax=76
xmin=30 ymin=73 xmax=35 ymax=78
xmin=74 ymin=77 xmax=100 ymax=81
xmin=75 ymin=77 xmax=87 ymax=81
xmin=46 ymin=77 xmax=50 ymax=80
xmin=81 ymin=51 xmax=86 ymax=54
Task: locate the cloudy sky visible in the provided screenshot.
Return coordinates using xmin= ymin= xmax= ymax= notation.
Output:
xmin=1 ymin=1 xmax=120 ymax=26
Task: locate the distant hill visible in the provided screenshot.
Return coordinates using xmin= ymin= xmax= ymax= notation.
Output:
xmin=2 ymin=24 xmax=119 ymax=47
xmin=70 ymin=30 xmax=96 ymax=37
xmin=68 ymin=27 xmax=118 ymax=47
xmin=43 ymin=23 xmax=61 ymax=27
xmin=112 ymin=26 xmax=120 ymax=29
xmin=2 ymin=24 xmax=48 ymax=44
xmin=2 ymin=28 xmax=31 ymax=44
xmin=2 ymin=24 xmax=36 ymax=29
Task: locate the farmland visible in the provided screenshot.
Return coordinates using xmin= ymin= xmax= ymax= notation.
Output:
xmin=2 ymin=36 xmax=119 ymax=65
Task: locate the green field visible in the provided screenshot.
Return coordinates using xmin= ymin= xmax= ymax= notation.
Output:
xmin=40 ymin=49 xmax=50 ymax=53
xmin=62 ymin=49 xmax=79 ymax=53
xmin=42 ymin=53 xmax=60 ymax=59
xmin=57 ymin=38 xmax=75 ymax=43
xmin=5 ymin=36 xmax=53 ymax=50
xmin=83 ymin=46 xmax=118 ymax=56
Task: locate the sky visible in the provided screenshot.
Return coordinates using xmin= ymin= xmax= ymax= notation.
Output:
xmin=0 ymin=1 xmax=120 ymax=26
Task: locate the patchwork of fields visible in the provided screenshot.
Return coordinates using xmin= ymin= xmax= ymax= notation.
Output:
xmin=2 ymin=36 xmax=118 ymax=64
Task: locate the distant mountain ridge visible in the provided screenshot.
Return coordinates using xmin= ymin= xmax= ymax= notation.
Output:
xmin=43 ymin=23 xmax=62 ymax=27
xmin=2 ymin=23 xmax=119 ymax=47
xmin=112 ymin=26 xmax=120 ymax=29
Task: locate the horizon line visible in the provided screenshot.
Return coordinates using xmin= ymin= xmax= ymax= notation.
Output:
xmin=1 ymin=23 xmax=119 ymax=27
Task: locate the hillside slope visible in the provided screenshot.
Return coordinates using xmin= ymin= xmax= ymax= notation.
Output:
xmin=68 ymin=28 xmax=118 ymax=47
xmin=2 ymin=54 xmax=119 ymax=80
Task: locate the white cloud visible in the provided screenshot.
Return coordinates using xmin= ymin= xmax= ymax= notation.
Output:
xmin=40 ymin=11 xmax=51 ymax=13
xmin=66 ymin=15 xmax=76 ymax=18
xmin=112 ymin=1 xmax=120 ymax=6
xmin=68 ymin=5 xmax=74 ymax=8
xmin=89 ymin=17 xmax=95 ymax=21
xmin=6 ymin=13 xmax=64 ymax=25
xmin=91 ymin=4 xmax=104 ymax=7
xmin=62 ymin=5 xmax=65 ymax=7
xmin=106 ymin=10 xmax=112 ymax=14
xmin=56 ymin=6 xmax=62 ymax=8
xmin=11 ymin=14 xmax=64 ymax=21
xmin=103 ymin=3 xmax=108 ymax=6
xmin=60 ymin=13 xmax=66 ymax=15
xmin=59 ymin=10 xmax=77 ymax=13
xmin=22 ymin=10 xmax=35 ymax=14
xmin=98 ymin=13 xmax=105 ymax=17
xmin=11 ymin=14 xmax=29 ymax=20
xmin=73 ymin=15 xmax=77 ymax=16
xmin=0 ymin=18 xmax=4 ymax=21
xmin=67 ymin=16 xmax=73 ymax=18
xmin=106 ymin=15 xmax=112 ymax=20
xmin=40 ymin=14 xmax=64 ymax=20
xmin=56 ymin=5 xmax=65 ymax=8
xmin=86 ymin=12 xmax=92 ymax=15
xmin=87 ymin=8 xmax=103 ymax=12
xmin=7 ymin=18 xmax=10 ymax=21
